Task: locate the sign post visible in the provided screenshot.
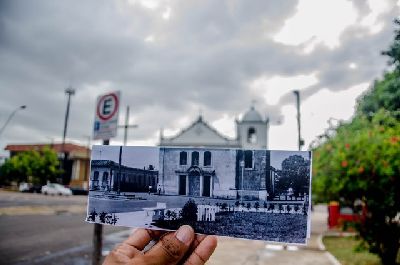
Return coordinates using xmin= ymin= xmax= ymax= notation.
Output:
xmin=92 ymin=91 xmax=120 ymax=265
xmin=93 ymin=91 xmax=121 ymax=140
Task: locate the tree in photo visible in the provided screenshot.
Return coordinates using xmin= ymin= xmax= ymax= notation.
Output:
xmin=180 ymin=199 xmax=198 ymax=225
xmin=277 ymin=155 xmax=310 ymax=197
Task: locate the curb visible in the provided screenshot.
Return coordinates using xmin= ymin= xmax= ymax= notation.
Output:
xmin=319 ymin=234 xmax=342 ymax=265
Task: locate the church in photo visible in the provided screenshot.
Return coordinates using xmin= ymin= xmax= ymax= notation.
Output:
xmin=158 ymin=106 xmax=273 ymax=200
xmin=159 ymin=147 xmax=273 ymax=200
xmin=159 ymin=106 xmax=269 ymax=149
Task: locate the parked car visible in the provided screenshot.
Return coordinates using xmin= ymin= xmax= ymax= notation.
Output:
xmin=19 ymin=182 xmax=42 ymax=193
xmin=19 ymin=182 xmax=31 ymax=192
xmin=41 ymin=183 xmax=72 ymax=196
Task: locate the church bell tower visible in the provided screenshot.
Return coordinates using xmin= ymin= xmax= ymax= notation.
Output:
xmin=236 ymin=106 xmax=269 ymax=149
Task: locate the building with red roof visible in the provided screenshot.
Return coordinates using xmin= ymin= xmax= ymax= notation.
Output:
xmin=5 ymin=142 xmax=91 ymax=190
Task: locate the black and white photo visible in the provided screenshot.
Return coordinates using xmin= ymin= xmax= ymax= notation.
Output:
xmin=86 ymin=145 xmax=312 ymax=244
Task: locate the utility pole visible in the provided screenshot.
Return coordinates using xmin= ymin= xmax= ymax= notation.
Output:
xmin=62 ymin=87 xmax=75 ymax=184
xmin=83 ymin=135 xmax=91 ymax=183
xmin=118 ymin=106 xmax=138 ymax=145
xmin=293 ymin=90 xmax=303 ymax=151
xmin=92 ymin=139 xmax=108 ymax=265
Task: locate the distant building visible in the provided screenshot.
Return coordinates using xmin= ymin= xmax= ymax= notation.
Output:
xmin=90 ymin=160 xmax=158 ymax=193
xmin=159 ymin=105 xmax=269 ymax=149
xmin=4 ymin=143 xmax=90 ymax=189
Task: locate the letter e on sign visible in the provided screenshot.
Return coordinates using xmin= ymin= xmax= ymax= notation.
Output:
xmin=93 ymin=91 xmax=120 ymax=140
xmin=97 ymin=93 xmax=119 ymax=121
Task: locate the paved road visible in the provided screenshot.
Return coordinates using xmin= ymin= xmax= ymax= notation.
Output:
xmin=0 ymin=191 xmax=126 ymax=265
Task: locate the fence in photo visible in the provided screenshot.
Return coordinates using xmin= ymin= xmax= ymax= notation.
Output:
xmin=197 ymin=205 xmax=220 ymax=221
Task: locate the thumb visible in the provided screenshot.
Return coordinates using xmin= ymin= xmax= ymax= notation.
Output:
xmin=143 ymin=225 xmax=194 ymax=265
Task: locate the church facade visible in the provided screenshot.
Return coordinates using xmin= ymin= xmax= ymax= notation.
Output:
xmin=159 ymin=106 xmax=269 ymax=149
xmin=159 ymin=147 xmax=275 ymax=200
xmin=158 ymin=106 xmax=272 ymax=200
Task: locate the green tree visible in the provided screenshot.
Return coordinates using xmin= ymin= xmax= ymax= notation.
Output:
xmin=0 ymin=147 xmax=61 ymax=185
xmin=382 ymin=19 xmax=400 ymax=72
xmin=357 ymin=18 xmax=400 ymax=120
xmin=313 ymin=112 xmax=400 ymax=264
xmin=357 ymin=72 xmax=400 ymax=119
xmin=313 ymin=20 xmax=400 ymax=264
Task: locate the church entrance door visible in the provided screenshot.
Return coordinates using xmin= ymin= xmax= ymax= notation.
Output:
xmin=188 ymin=171 xmax=200 ymax=196
xmin=202 ymin=175 xmax=211 ymax=197
xmin=179 ymin=175 xmax=186 ymax=195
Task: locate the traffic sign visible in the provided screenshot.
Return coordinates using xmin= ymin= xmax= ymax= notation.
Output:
xmin=93 ymin=91 xmax=120 ymax=140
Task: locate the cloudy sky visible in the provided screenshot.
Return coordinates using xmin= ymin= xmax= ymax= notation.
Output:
xmin=0 ymin=0 xmax=398 ymax=156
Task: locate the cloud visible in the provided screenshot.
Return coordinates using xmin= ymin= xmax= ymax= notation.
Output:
xmin=0 ymin=0 xmax=398 ymax=153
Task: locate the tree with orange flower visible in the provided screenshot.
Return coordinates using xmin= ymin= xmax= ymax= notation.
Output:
xmin=313 ymin=19 xmax=400 ymax=265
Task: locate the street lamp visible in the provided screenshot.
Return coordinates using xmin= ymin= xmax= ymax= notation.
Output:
xmin=0 ymin=105 xmax=27 ymax=137
xmin=61 ymin=87 xmax=75 ymax=184
xmin=293 ymin=90 xmax=304 ymax=151
xmin=240 ymin=160 xmax=244 ymax=202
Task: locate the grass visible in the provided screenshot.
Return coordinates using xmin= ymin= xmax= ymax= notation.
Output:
xmin=154 ymin=211 xmax=308 ymax=244
xmin=323 ymin=236 xmax=382 ymax=265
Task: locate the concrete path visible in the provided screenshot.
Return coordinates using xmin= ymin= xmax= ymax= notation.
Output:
xmin=207 ymin=204 xmax=337 ymax=265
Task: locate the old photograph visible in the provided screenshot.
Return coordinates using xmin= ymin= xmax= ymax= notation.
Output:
xmin=86 ymin=146 xmax=312 ymax=244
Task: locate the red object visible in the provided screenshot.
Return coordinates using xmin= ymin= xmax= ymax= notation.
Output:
xmin=328 ymin=201 xmax=340 ymax=228
xmin=5 ymin=143 xmax=89 ymax=154
xmin=328 ymin=201 xmax=365 ymax=229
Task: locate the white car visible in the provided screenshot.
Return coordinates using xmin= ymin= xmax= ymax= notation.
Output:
xmin=19 ymin=182 xmax=32 ymax=192
xmin=41 ymin=183 xmax=72 ymax=196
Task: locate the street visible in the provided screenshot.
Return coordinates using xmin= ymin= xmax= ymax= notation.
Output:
xmin=0 ymin=191 xmax=126 ymax=265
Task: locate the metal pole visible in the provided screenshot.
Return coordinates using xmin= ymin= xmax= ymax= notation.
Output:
xmin=62 ymin=87 xmax=75 ymax=184
xmin=240 ymin=160 xmax=244 ymax=203
xmin=118 ymin=106 xmax=138 ymax=146
xmin=92 ymin=139 xmax=108 ymax=265
xmin=124 ymin=106 xmax=129 ymax=145
xmin=0 ymin=105 xmax=26 ymax=137
xmin=293 ymin=90 xmax=302 ymax=151
xmin=118 ymin=145 xmax=122 ymax=194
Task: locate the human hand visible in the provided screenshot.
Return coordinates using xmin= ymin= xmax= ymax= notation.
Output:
xmin=103 ymin=225 xmax=218 ymax=265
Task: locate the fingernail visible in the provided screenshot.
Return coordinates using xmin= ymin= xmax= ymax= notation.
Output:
xmin=175 ymin=225 xmax=193 ymax=245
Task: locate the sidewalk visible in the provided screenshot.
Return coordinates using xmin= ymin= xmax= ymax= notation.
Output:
xmin=208 ymin=204 xmax=336 ymax=265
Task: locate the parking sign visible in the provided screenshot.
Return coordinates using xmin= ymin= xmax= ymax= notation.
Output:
xmin=93 ymin=91 xmax=120 ymax=140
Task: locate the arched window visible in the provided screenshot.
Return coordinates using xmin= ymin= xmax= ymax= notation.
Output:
xmin=179 ymin=151 xmax=187 ymax=165
xmin=244 ymin=150 xmax=253 ymax=168
xmin=247 ymin=127 xmax=257 ymax=144
xmin=204 ymin=151 xmax=211 ymax=166
xmin=191 ymin=151 xmax=199 ymax=166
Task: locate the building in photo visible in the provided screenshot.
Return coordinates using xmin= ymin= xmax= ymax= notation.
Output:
xmin=159 ymin=105 xmax=269 ymax=149
xmin=159 ymin=147 xmax=274 ymax=200
xmin=90 ymin=160 xmax=158 ymax=193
